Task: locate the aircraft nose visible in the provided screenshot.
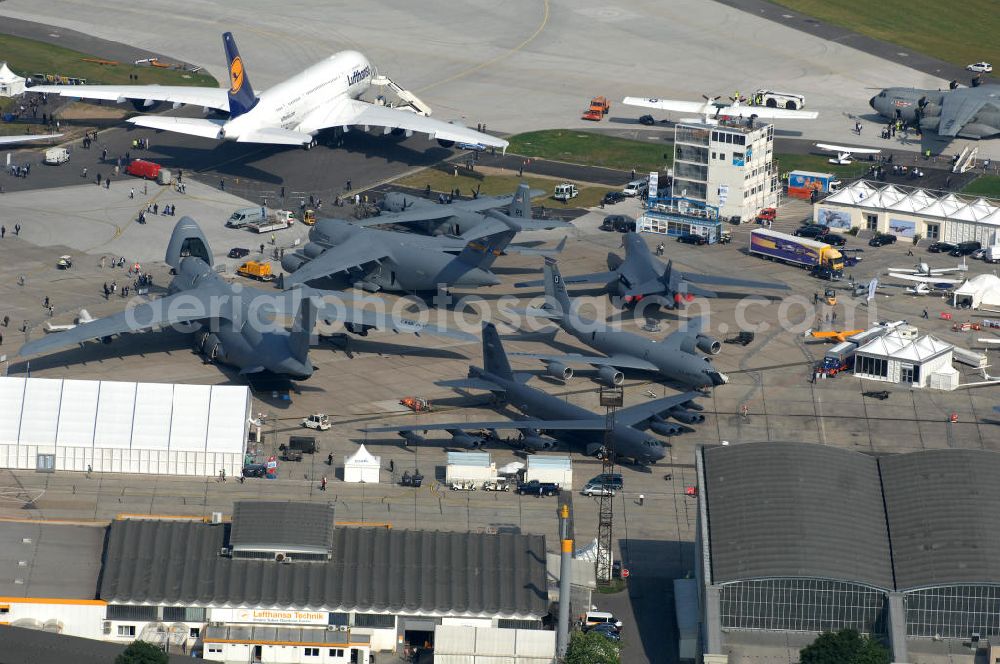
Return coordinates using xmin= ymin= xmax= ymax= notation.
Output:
xmin=707 ymin=370 xmax=729 ymax=386
xmin=869 ymin=96 xmax=877 ymax=110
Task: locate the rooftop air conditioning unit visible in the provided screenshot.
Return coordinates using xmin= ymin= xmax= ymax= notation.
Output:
xmin=274 ymin=552 xmax=291 ymax=563
xmin=219 ymin=547 xmax=230 ymax=558
xmin=210 ymin=512 xmax=223 ymax=525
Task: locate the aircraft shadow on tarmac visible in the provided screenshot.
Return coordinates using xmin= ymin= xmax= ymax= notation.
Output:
xmin=317 ymin=335 xmax=467 ymax=360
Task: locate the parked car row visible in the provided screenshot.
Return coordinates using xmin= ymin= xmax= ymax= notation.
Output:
xmin=928 ymin=240 xmax=986 ymax=257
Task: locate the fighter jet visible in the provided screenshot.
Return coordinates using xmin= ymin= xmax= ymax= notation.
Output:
xmin=358 ymin=183 xmax=568 ymax=237
xmin=515 ymin=232 xmax=789 ymax=308
xmin=508 ymin=259 xmax=728 ymax=389
xmin=281 ymin=215 xmax=565 ymax=291
xmin=364 ymin=322 xmax=705 ymax=464
xmin=18 ymin=218 xmax=469 ymax=380
xmin=869 ymin=84 xmax=1000 ymax=139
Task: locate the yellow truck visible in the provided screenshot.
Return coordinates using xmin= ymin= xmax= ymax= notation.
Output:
xmin=236 ymin=261 xmax=275 ymax=282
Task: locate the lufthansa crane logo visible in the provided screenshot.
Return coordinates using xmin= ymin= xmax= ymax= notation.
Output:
xmin=230 ymin=56 xmax=245 ymax=93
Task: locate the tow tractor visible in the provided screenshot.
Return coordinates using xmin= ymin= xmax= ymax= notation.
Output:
xmin=824 ymin=287 xmax=837 ymax=306
xmin=236 ymin=261 xmax=276 ymax=282
xmin=582 ymin=96 xmax=610 ymax=121
xmin=301 ymin=209 xmax=316 ymax=226
xmin=302 ymin=413 xmax=331 ymax=431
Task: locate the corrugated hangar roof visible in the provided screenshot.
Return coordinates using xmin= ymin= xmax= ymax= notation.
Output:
xmin=230 ymin=501 xmax=335 ymax=554
xmin=100 ymin=518 xmax=548 ymax=618
xmin=881 ymin=449 xmax=1000 ymax=590
xmin=703 ymin=442 xmax=894 ymax=589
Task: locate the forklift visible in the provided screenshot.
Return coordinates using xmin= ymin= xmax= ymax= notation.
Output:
xmin=824 ymin=287 xmax=837 ymax=306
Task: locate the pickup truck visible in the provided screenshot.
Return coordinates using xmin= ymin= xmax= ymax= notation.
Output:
xmin=516 ymin=480 xmax=560 ymax=497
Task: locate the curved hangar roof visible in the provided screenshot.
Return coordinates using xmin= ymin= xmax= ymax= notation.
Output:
xmin=703 ymin=442 xmax=893 ymax=589
xmin=702 ymin=443 xmax=1000 ymax=591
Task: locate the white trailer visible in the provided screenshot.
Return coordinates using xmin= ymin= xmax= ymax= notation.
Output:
xmin=445 ymin=451 xmax=495 ymax=487
xmin=525 ymin=455 xmax=572 ymax=488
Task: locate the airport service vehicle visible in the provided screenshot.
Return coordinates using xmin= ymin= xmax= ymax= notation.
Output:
xmin=516 ymin=480 xmax=560 ymax=497
xmin=928 ymin=241 xmax=956 ymax=254
xmin=824 ymin=287 xmax=837 ymax=306
xmin=226 ymin=207 xmax=267 ymax=229
xmin=284 ymin=435 xmax=317 ymax=454
xmin=56 ymin=255 xmax=72 ymax=269
xmin=967 ymin=62 xmax=993 ymax=73
xmin=31 ymin=32 xmax=506 ymax=151
xmin=749 ymin=228 xmax=845 ymax=278
xmin=724 ymin=331 xmax=755 ymax=346
xmin=553 ymin=183 xmax=578 ymax=201
xmin=677 ymin=232 xmax=708 ymax=246
xmin=817 ymin=341 xmax=856 ymax=376
xmin=794 ymin=224 xmax=829 ymax=239
xmin=302 ymin=413 xmax=331 ymax=431
xmin=622 ymin=180 xmax=648 ymax=197
xmin=43 ymin=147 xmax=69 ymax=165
xmin=868 ymin=233 xmax=897 ymax=247
xmin=951 ymin=241 xmax=982 ymax=257
xmin=582 ymin=611 xmax=623 ymax=631
xmin=248 ymin=215 xmax=295 ymax=234
xmin=750 ymin=89 xmax=805 ymax=110
xmin=281 ymin=447 xmax=303 ymax=462
xmin=236 ymin=260 xmax=275 ymax=281
xmin=400 ymin=470 xmax=424 ymax=487
xmin=623 ymin=95 xmax=817 ymax=124
xmin=126 ymin=159 xmax=162 ymax=180
xmin=301 ymin=209 xmax=317 ymax=225
xmin=481 ymin=477 xmax=511 ymax=492
xmin=582 ymin=96 xmax=610 ymax=121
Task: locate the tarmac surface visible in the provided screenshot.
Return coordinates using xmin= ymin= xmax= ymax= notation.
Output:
xmin=1 ymin=0 xmax=996 ymax=159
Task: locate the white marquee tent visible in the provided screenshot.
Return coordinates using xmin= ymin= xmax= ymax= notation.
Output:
xmin=344 ymin=444 xmax=381 ymax=483
xmin=953 ymin=274 xmax=1000 ymax=310
xmin=0 ymin=63 xmax=26 ymax=97
xmin=0 ymin=377 xmax=251 ymax=476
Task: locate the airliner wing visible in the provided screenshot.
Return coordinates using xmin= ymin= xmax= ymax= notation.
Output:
xmin=128 ymin=116 xmax=225 ymax=139
xmin=282 ymin=235 xmax=391 ymax=287
xmin=30 ymin=84 xmax=230 ymax=111
xmin=717 ymin=105 xmax=818 ymax=119
xmin=18 ymin=291 xmax=223 ymax=358
xmin=299 ymin=98 xmax=509 ymax=150
xmin=623 ymin=97 xmax=707 ymax=113
xmin=0 ymin=133 xmax=63 ymax=145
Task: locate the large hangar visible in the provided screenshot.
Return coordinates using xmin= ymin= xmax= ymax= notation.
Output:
xmin=696 ymin=443 xmax=1000 ymax=663
xmin=0 ymin=377 xmax=251 ymax=477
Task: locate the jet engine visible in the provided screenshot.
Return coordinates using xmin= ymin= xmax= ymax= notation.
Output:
xmin=597 ymin=365 xmax=624 ymax=386
xmin=281 ymin=253 xmax=309 ymax=273
xmin=649 ymin=420 xmax=683 ymax=436
xmin=544 ymin=361 xmax=573 ymax=381
xmin=696 ymin=335 xmax=722 ymax=355
xmin=201 ymin=333 xmax=225 ymax=362
xmin=669 ymin=407 xmax=705 ymax=424
xmin=519 ymin=434 xmax=556 ymax=451
xmin=451 ymin=431 xmax=483 ymax=449
xmin=302 ymin=242 xmax=327 ymax=259
xmin=436 ymin=138 xmax=456 ymax=149
xmin=130 ymin=98 xmax=163 ymax=112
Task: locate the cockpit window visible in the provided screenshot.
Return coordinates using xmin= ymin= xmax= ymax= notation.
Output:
xmin=643 ymin=440 xmax=662 ymax=447
xmin=879 ymin=91 xmax=886 ymax=97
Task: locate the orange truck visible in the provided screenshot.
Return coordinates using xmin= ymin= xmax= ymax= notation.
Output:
xmin=582 ymin=96 xmax=610 ymax=121
xmin=236 ymin=261 xmax=275 ymax=282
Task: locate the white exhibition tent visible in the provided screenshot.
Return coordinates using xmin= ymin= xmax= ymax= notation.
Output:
xmin=0 ymin=62 xmax=26 ymax=97
xmin=0 ymin=377 xmax=251 ymax=476
xmin=344 ymin=444 xmax=381 ymax=483
xmin=953 ymin=274 xmax=1000 ymax=310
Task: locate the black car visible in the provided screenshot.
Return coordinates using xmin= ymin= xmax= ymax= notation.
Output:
xmin=602 ymin=191 xmax=626 ymax=205
xmin=228 ymin=247 xmax=250 ymax=259
xmin=927 ymin=241 xmax=956 ymax=254
xmin=638 ymin=114 xmax=656 ymax=126
xmin=822 ymin=233 xmax=847 ymax=247
xmin=868 ymin=233 xmax=897 ymax=247
xmin=677 ymin=232 xmax=708 ymax=245
xmin=794 ymin=225 xmax=829 ymax=238
xmin=516 ymin=480 xmax=560 ymax=496
xmin=950 ymin=240 xmax=982 ymax=257
xmin=600 ymin=215 xmax=636 ymax=232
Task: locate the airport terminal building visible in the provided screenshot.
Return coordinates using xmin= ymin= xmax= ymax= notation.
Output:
xmin=696 ymin=443 xmax=1000 ymax=663
xmin=0 ymin=502 xmax=549 ymax=663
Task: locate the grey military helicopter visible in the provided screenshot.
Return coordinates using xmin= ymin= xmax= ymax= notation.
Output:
xmin=365 ymin=322 xmax=705 ymax=463
xmin=509 ymin=259 xmax=728 ymax=389
xmin=869 ymin=83 xmax=1000 ymax=139
xmin=18 ymin=217 xmax=469 ymax=380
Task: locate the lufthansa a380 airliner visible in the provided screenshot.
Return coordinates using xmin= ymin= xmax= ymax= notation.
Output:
xmin=32 ymin=32 xmax=507 ymax=151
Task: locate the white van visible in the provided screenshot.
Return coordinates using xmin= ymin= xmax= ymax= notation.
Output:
xmin=43 ymin=147 xmax=70 ymax=165
xmin=226 ymin=207 xmax=267 ymax=229
xmin=582 ymin=611 xmax=623 ymax=631
xmin=622 ymin=180 xmax=648 ymax=197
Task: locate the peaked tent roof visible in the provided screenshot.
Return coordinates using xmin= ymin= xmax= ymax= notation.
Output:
xmin=0 ymin=62 xmax=24 ymax=84
xmin=346 ymin=444 xmax=380 ymax=465
xmin=855 ymin=331 xmax=952 ymax=362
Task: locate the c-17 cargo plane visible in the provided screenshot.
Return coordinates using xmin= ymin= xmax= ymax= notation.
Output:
xmin=18 ymin=218 xmax=469 ymax=380
xmin=510 ymin=259 xmax=729 ymax=389
xmin=32 ymin=32 xmax=506 ymax=151
xmin=365 ymin=323 xmax=705 ymax=464
xmin=516 ymin=232 xmax=789 ymax=308
xmin=281 ymin=215 xmax=565 ymax=291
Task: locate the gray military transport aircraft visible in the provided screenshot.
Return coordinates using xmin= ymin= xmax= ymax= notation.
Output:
xmin=365 ymin=322 xmax=704 ymax=463
xmin=869 ymin=84 xmax=1000 ymax=139
xmin=516 ymin=232 xmax=789 ymax=308
xmin=509 ymin=259 xmax=728 ymax=389
xmin=280 ymin=214 xmax=566 ymax=291
xmin=18 ymin=218 xmax=469 ymax=380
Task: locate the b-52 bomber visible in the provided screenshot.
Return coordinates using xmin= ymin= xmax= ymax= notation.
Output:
xmin=509 ymin=259 xmax=728 ymax=389
xmin=281 ymin=214 xmax=565 ymax=291
xmin=516 ymin=232 xmax=789 ymax=308
xmin=362 ymin=183 xmax=567 ymax=238
xmin=365 ymin=322 xmax=705 ymax=464
xmin=19 ymin=218 xmax=469 ymax=380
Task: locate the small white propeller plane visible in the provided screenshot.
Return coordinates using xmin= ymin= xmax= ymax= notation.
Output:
xmin=889 ymin=260 xmax=968 ymax=277
xmin=623 ymin=94 xmax=818 ymax=125
xmin=814 ymin=143 xmax=882 ymax=164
